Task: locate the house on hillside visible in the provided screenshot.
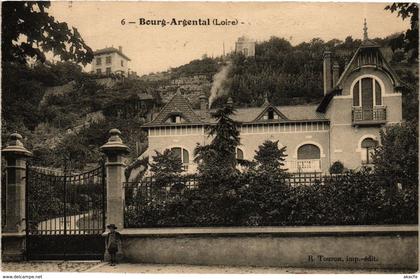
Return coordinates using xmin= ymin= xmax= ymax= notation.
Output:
xmin=91 ymin=46 xmax=131 ymax=76
xmin=141 ymin=24 xmax=403 ymax=174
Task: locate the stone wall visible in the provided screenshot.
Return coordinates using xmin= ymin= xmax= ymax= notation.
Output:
xmin=119 ymin=225 xmax=418 ymax=270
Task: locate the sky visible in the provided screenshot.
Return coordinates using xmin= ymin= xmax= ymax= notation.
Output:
xmin=48 ymin=2 xmax=410 ymax=75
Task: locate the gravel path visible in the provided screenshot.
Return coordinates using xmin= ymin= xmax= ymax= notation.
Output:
xmin=2 ymin=261 xmax=99 ymax=272
xmin=88 ymin=263 xmax=411 ymax=274
xmin=2 ymin=261 xmax=413 ymax=274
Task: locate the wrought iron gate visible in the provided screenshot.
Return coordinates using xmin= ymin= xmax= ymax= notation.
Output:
xmin=26 ymin=163 xmax=106 ymax=260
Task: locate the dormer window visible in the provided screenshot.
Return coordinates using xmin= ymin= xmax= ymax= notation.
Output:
xmin=171 ymin=115 xmax=180 ymax=123
xmin=268 ymin=110 xmax=274 ymax=120
xmin=165 ymin=113 xmax=185 ymax=124
xmin=263 ymin=108 xmax=279 ymax=120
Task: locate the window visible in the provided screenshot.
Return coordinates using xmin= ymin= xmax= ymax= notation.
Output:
xmin=106 ymin=56 xmax=112 ymax=64
xmin=297 ymin=144 xmax=321 ymax=160
xmin=268 ymin=110 xmax=274 ymax=120
xmin=166 ymin=114 xmax=183 ymax=124
xmin=106 ymin=67 xmax=112 ymax=75
xmin=236 ymin=148 xmax=244 ymax=160
xmin=96 ymin=69 xmax=102 ymax=74
xmin=96 ymin=57 xmax=101 ymax=65
xmin=243 ymin=48 xmax=248 ymax=56
xmin=263 ymin=109 xmax=279 ymax=120
xmin=121 ymin=60 xmax=124 ymax=67
xmin=361 ymin=138 xmax=378 ymax=164
xmin=353 ymin=77 xmax=382 ymax=107
xmin=171 ymin=147 xmax=189 ymax=170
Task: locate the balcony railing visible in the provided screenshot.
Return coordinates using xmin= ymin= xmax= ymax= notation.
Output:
xmin=285 ymin=159 xmax=322 ymax=173
xmin=352 ymin=106 xmax=386 ymax=125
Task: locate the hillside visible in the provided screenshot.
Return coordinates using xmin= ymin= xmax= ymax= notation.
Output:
xmin=139 ymin=57 xmax=222 ymax=108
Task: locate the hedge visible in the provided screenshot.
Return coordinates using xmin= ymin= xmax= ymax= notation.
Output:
xmin=124 ymin=171 xmax=418 ymax=227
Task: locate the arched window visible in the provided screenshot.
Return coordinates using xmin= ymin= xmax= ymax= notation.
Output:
xmin=236 ymin=148 xmax=244 ymax=160
xmin=297 ymin=144 xmax=321 ymax=160
xmin=353 ymin=77 xmax=382 ymax=107
xmin=361 ymin=138 xmax=378 ymax=164
xmin=171 ymin=147 xmax=189 ymax=169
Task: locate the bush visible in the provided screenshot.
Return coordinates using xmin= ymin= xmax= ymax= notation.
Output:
xmin=124 ymin=170 xmax=417 ymax=227
xmin=373 ymin=122 xmax=418 ymax=190
xmin=329 ymin=161 xmax=344 ymax=174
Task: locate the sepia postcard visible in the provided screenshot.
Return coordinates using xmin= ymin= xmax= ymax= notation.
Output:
xmin=1 ymin=1 xmax=418 ymax=278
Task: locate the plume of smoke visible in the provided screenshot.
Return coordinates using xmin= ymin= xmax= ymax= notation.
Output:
xmin=208 ymin=62 xmax=232 ymax=108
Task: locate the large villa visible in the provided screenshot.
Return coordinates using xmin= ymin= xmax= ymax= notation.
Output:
xmin=141 ymin=26 xmax=403 ymax=174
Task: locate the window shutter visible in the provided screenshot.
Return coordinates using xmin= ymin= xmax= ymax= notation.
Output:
xmin=353 ymin=81 xmax=360 ymax=106
xmin=375 ymin=80 xmax=382 ymax=105
xmin=182 ymin=149 xmax=189 ymax=164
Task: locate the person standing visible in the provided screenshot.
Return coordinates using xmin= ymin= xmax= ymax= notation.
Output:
xmin=105 ymin=224 xmax=122 ymax=266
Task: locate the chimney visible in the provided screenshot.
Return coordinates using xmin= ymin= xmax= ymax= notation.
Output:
xmin=199 ymin=94 xmax=208 ymax=110
xmin=118 ymin=46 xmax=122 ymax=52
xmin=323 ymin=50 xmax=332 ymax=95
xmin=332 ymin=61 xmax=340 ymax=88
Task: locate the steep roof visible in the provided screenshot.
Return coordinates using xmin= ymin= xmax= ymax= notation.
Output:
xmin=317 ymin=34 xmax=401 ymax=113
xmin=316 ymin=88 xmax=342 ymax=113
xmin=143 ymin=89 xmax=203 ymax=127
xmin=93 ymin=47 xmax=131 ymax=61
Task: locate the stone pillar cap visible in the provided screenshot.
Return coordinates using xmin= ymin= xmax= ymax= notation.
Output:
xmin=100 ymin=129 xmax=129 ymax=154
xmin=2 ymin=132 xmax=32 ymax=158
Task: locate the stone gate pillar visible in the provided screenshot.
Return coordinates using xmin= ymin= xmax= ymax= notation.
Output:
xmin=100 ymin=129 xmax=129 ymax=230
xmin=2 ymin=132 xmax=32 ymax=261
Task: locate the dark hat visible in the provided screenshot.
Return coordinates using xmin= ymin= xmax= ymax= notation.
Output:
xmin=107 ymin=224 xmax=117 ymax=229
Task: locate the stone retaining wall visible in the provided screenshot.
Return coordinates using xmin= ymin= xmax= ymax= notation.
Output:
xmin=118 ymin=225 xmax=418 ymax=270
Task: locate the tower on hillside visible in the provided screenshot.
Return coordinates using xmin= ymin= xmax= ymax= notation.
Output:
xmin=235 ymin=36 xmax=255 ymax=57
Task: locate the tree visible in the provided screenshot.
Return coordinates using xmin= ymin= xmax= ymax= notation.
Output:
xmin=245 ymin=140 xmax=289 ymax=192
xmin=254 ymin=140 xmax=287 ymax=171
xmin=194 ymin=103 xmax=241 ymax=182
xmin=149 ymin=149 xmax=183 ymax=176
xmin=149 ymin=149 xmax=184 ymax=189
xmin=54 ymin=132 xmax=100 ymax=171
xmin=2 ymin=1 xmax=93 ymax=65
xmin=1 ymin=63 xmax=44 ymax=131
xmin=373 ymin=122 xmax=418 ymax=189
xmin=385 ymin=3 xmax=419 ymax=61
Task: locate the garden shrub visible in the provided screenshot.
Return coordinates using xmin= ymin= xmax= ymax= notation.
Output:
xmin=329 ymin=161 xmax=344 ymax=174
xmin=124 ymin=170 xmax=418 ymax=227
